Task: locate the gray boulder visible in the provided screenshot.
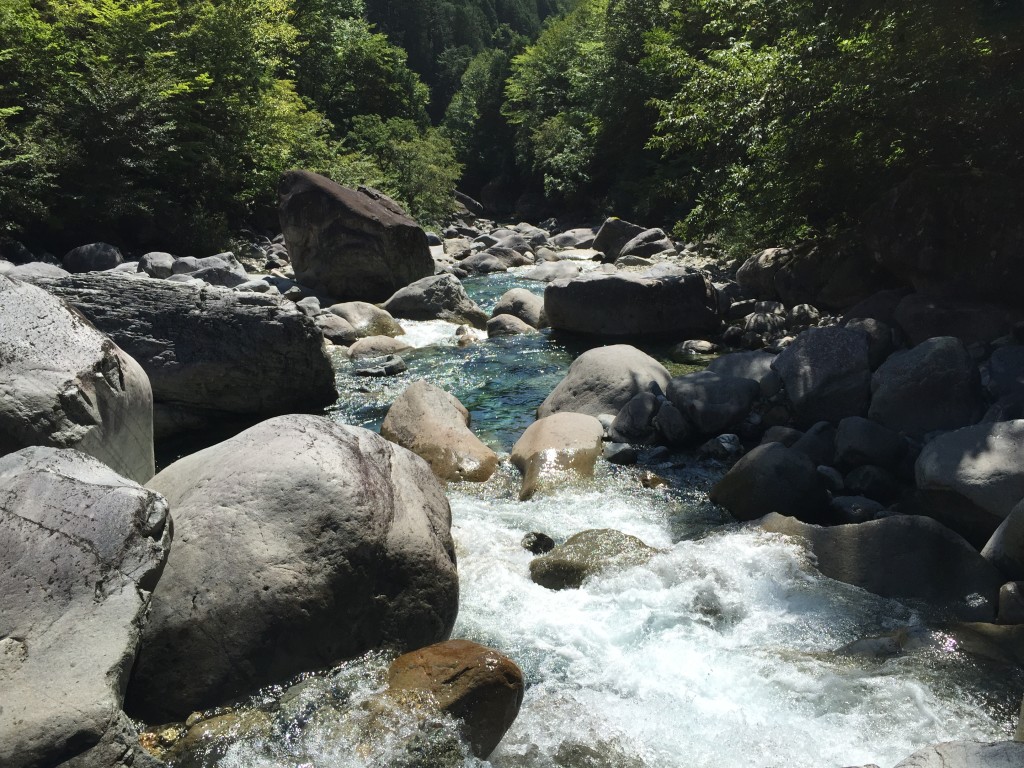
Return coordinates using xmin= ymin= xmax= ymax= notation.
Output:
xmin=868 ymin=336 xmax=982 ymax=438
xmin=844 ymin=317 xmax=893 ymax=370
xmin=381 ymin=380 xmax=498 ymax=482
xmin=981 ymin=499 xmax=1024 ymax=580
xmin=62 ymin=242 xmax=123 ymax=273
xmin=511 ymin=413 xmax=604 ymax=501
xmin=126 ymin=415 xmax=458 ymax=721
xmin=279 ymin=171 xmax=433 ymax=301
xmin=522 ymin=261 xmax=581 ymax=282
xmin=892 ymin=741 xmax=1024 ymax=768
xmin=492 ymin=288 xmax=546 ymax=329
xmin=382 ymin=273 xmax=488 ymax=329
xmin=34 ymin=274 xmax=336 ymax=437
xmin=760 ymin=513 xmax=1002 ymax=621
xmin=544 ymin=267 xmax=721 ymax=338
xmin=834 ymin=416 xmax=906 ymax=470
xmin=488 ymin=313 xmax=537 ymax=336
xmin=530 ymin=529 xmax=657 ymax=590
xmin=327 ymin=301 xmax=404 ymax=338
xmin=0 ymin=447 xmax=170 ymax=768
xmin=666 ymin=371 xmax=760 ymax=435
xmin=538 ymin=345 xmax=671 ymax=419
xmin=771 ymin=326 xmax=871 ymax=425
xmin=550 ymin=228 xmax=596 ymax=249
xmin=916 ymin=420 xmax=1024 ymax=519
xmin=592 ymin=217 xmax=646 ymax=263
xmin=617 ymin=228 xmax=675 ymax=260
xmin=0 ymin=276 xmax=154 ymax=483
xmin=314 ymin=312 xmax=358 ymax=345
xmin=711 ymin=443 xmax=828 ymax=523
xmin=609 ymin=392 xmax=661 ymax=444
xmin=138 ymin=252 xmax=175 ymax=279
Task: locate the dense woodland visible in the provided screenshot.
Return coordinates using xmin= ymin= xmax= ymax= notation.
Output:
xmin=1 ymin=0 xmax=1022 ymax=256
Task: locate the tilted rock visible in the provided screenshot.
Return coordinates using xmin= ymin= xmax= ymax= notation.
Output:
xmin=387 ymin=640 xmax=524 ymax=759
xmin=511 ymin=413 xmax=604 ymax=501
xmin=529 ymin=529 xmax=657 ymax=590
xmin=617 ymin=228 xmax=675 ymax=260
xmin=544 ymin=267 xmax=721 ymax=338
xmin=0 ymin=275 xmax=154 ymax=482
xmin=916 ymin=420 xmax=1024 ymax=519
xmin=760 ymin=513 xmax=1001 ymax=621
xmin=492 ymin=288 xmax=546 ymax=328
xmin=711 ymin=443 xmax=829 ymax=523
xmin=537 ymin=344 xmax=671 ymax=419
xmin=279 ymin=171 xmax=433 ymax=301
xmin=869 ymin=336 xmax=982 ymax=438
xmin=0 ymin=447 xmax=170 ymax=768
xmin=771 ymin=326 xmax=871 ymax=426
xmin=981 ymin=499 xmax=1024 ymax=581
xmin=893 ymin=294 xmax=1014 ymax=347
xmin=834 ymin=416 xmax=906 ymax=470
xmin=62 ymin=242 xmax=123 ymax=273
xmin=381 ymin=380 xmax=498 ymax=482
xmin=382 ymin=273 xmax=488 ymax=329
xmin=522 ymin=261 xmax=581 ymax=282
xmin=707 ymin=350 xmax=781 ymax=397
xmin=33 ymin=274 xmax=336 ymax=437
xmin=125 ymin=415 xmax=458 ymax=721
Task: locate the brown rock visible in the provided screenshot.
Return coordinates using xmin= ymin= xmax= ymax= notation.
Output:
xmin=511 ymin=413 xmax=604 ymax=501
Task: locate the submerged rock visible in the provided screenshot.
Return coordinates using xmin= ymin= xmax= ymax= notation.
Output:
xmin=511 ymin=412 xmax=604 ymax=501
xmin=529 ymin=529 xmax=657 ymax=590
xmin=381 ymin=380 xmax=498 ymax=482
xmin=0 ymin=275 xmax=155 ymax=483
xmin=126 ymin=415 xmax=458 ymax=721
xmin=0 ymin=447 xmax=170 ymax=768
xmin=387 ymin=640 xmax=524 ymax=759
xmin=892 ymin=741 xmax=1024 ymax=768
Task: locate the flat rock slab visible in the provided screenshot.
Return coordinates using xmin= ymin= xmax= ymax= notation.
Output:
xmin=126 ymin=414 xmax=458 ymax=721
xmin=0 ymin=447 xmax=170 ymax=768
xmin=511 ymin=413 xmax=604 ymax=501
xmin=529 ymin=529 xmax=657 ymax=590
xmin=0 ymin=276 xmax=155 ymax=482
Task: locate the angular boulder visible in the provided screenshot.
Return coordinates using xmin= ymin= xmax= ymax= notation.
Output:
xmin=382 ymin=273 xmax=488 ymax=329
xmin=33 ymin=274 xmax=336 ymax=437
xmin=771 ymin=326 xmax=871 ymax=426
xmin=981 ymin=499 xmax=1024 ymax=581
xmin=544 ymin=267 xmax=721 ymax=338
xmin=387 ymin=640 xmax=524 ymax=759
xmin=529 ymin=529 xmax=657 ymax=590
xmin=710 ymin=443 xmax=828 ymax=523
xmin=0 ymin=275 xmax=154 ymax=482
xmin=0 ymin=447 xmax=171 ymax=768
xmin=511 ymin=413 xmax=604 ymax=501
xmin=125 ymin=415 xmax=459 ymax=721
xmin=916 ymin=420 xmax=1024 ymax=519
xmin=666 ymin=371 xmax=760 ymax=435
xmin=537 ymin=345 xmax=671 ymax=419
xmin=278 ymin=171 xmax=433 ymax=301
xmin=868 ymin=336 xmax=982 ymax=438
xmin=760 ymin=513 xmax=1002 ymax=621
xmin=592 ymin=217 xmax=646 ymax=263
xmin=381 ymin=380 xmax=498 ymax=482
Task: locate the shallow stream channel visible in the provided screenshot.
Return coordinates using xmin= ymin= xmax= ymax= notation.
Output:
xmin=177 ymin=268 xmax=1023 ymax=768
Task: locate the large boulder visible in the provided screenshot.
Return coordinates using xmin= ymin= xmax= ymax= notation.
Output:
xmin=381 ymin=380 xmax=498 ymax=482
xmin=125 ymin=415 xmax=458 ymax=721
xmin=893 ymin=293 xmax=1014 ymax=347
xmin=511 ymin=413 xmax=604 ymax=501
xmin=537 ymin=345 xmax=671 ymax=419
xmin=891 ymin=741 xmax=1024 ymax=768
xmin=544 ymin=267 xmax=721 ymax=338
xmin=487 ymin=313 xmax=537 ymax=337
xmin=981 ymin=499 xmax=1024 ymax=580
xmin=0 ymin=447 xmax=171 ymax=768
xmin=278 ymin=171 xmax=433 ymax=301
xmin=62 ymin=242 xmax=123 ymax=273
xmin=710 ymin=443 xmax=828 ymax=523
xmin=760 ymin=513 xmax=1002 ymax=621
xmin=916 ymin=420 xmax=1024 ymax=519
xmin=666 ymin=370 xmax=760 ymax=435
xmin=387 ymin=640 xmax=524 ymax=759
xmin=529 ymin=529 xmax=657 ymax=590
xmin=327 ymin=301 xmax=404 ymax=337
xmin=592 ymin=217 xmax=646 ymax=262
xmin=382 ymin=273 xmax=488 ymax=329
xmin=771 ymin=326 xmax=871 ymax=425
xmin=617 ymin=228 xmax=675 ymax=260
xmin=0 ymin=275 xmax=154 ymax=482
xmin=492 ymin=288 xmax=547 ymax=329
xmin=833 ymin=416 xmax=906 ymax=470
xmin=33 ymin=274 xmax=336 ymax=436
xmin=868 ymin=336 xmax=982 ymax=438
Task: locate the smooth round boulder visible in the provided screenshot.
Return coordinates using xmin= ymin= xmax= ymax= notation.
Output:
xmin=617 ymin=228 xmax=675 ymax=260
xmin=592 ymin=217 xmax=646 ymax=263
xmin=981 ymin=499 xmax=1024 ymax=581
xmin=544 ymin=267 xmax=721 ymax=338
xmin=707 ymin=350 xmax=780 ymax=397
xmin=349 ymin=335 xmax=413 ymax=359
xmin=892 ymin=741 xmax=1024 ymax=768
xmin=710 ymin=442 xmax=829 ymax=523
xmin=381 ymin=380 xmax=498 ymax=482
xmin=125 ymin=415 xmax=459 ymax=722
xmin=511 ymin=413 xmax=604 ymax=501
xmin=382 ymin=273 xmax=488 ymax=329
xmin=0 ymin=276 xmax=154 ymax=483
xmin=609 ymin=391 xmax=662 ymax=445
xmin=760 ymin=513 xmax=1002 ymax=621
xmin=523 ymin=261 xmax=581 ymax=282
xmin=278 ymin=171 xmax=433 ymax=302
xmin=667 ymin=370 xmax=760 ymax=435
xmin=538 ymin=345 xmax=671 ymax=419
xmin=0 ymin=447 xmax=170 ymax=768
xmin=529 ymin=529 xmax=657 ymax=590
xmin=492 ymin=288 xmax=546 ymax=328
xmin=868 ymin=336 xmax=982 ymax=438
xmin=916 ymin=420 xmax=1024 ymax=519
xmin=314 ymin=312 xmax=359 ymax=345
xmin=326 ymin=301 xmax=404 ymax=338
xmin=487 ymin=313 xmax=537 ymax=337
xmin=62 ymin=242 xmax=123 ymax=273
xmin=138 ymin=252 xmax=175 ymax=279
xmin=387 ymin=640 xmax=524 ymax=759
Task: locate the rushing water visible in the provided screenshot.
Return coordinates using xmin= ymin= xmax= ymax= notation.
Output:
xmin=176 ymin=269 xmax=1022 ymax=768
